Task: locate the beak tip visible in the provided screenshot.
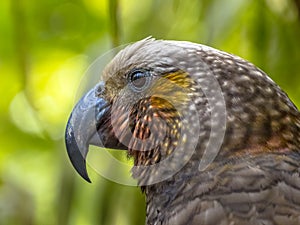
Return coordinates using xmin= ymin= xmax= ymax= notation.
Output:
xmin=67 ymin=146 xmax=92 ymax=183
xmin=72 ymin=158 xmax=92 ymax=183
xmin=79 ymin=170 xmax=92 ymax=183
xmin=66 ymin=142 xmax=92 ymax=183
xmin=65 ymin=120 xmax=92 ymax=183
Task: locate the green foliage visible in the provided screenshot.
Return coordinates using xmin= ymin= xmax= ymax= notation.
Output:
xmin=0 ymin=0 xmax=299 ymax=224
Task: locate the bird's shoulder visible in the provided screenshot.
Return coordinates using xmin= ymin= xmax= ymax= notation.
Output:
xmin=146 ymin=153 xmax=300 ymax=225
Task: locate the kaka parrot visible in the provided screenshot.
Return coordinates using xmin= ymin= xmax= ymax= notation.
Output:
xmin=65 ymin=38 xmax=300 ymax=225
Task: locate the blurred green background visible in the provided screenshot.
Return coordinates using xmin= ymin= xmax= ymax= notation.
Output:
xmin=0 ymin=0 xmax=300 ymax=224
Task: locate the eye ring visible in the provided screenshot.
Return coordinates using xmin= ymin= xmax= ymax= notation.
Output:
xmin=129 ymin=69 xmax=151 ymax=92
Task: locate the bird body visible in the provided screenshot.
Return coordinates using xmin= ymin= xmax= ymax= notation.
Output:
xmin=65 ymin=38 xmax=300 ymax=224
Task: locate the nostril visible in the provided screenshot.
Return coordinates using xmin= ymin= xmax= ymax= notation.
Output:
xmin=95 ymin=81 xmax=105 ymax=95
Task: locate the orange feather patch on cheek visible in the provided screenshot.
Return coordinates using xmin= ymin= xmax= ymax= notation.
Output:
xmin=149 ymin=71 xmax=194 ymax=110
xmin=164 ymin=71 xmax=193 ymax=89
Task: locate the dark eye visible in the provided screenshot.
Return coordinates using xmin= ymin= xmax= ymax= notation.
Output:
xmin=129 ymin=69 xmax=151 ymax=92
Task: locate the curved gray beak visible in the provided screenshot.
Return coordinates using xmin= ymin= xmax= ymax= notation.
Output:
xmin=65 ymin=84 xmax=108 ymax=183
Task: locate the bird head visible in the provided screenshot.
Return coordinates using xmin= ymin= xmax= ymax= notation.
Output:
xmin=65 ymin=38 xmax=300 ymax=184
